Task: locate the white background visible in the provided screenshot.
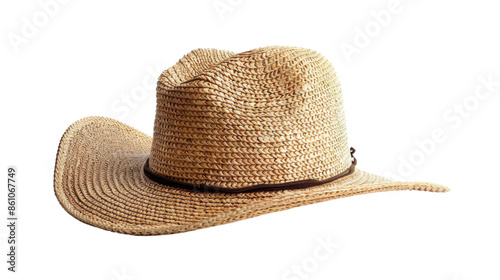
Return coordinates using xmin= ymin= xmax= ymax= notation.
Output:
xmin=1 ymin=0 xmax=499 ymax=279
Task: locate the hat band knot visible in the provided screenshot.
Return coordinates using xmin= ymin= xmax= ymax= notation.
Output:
xmin=143 ymin=148 xmax=357 ymax=193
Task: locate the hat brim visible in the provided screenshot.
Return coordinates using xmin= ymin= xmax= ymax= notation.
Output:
xmin=54 ymin=116 xmax=449 ymax=235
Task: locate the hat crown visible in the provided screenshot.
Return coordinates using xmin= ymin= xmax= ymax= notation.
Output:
xmin=148 ymin=46 xmax=351 ymax=189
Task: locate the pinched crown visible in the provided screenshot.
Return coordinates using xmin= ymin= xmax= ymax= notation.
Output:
xmin=148 ymin=46 xmax=351 ymax=189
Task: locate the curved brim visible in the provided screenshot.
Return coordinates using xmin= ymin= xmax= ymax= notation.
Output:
xmin=54 ymin=117 xmax=449 ymax=235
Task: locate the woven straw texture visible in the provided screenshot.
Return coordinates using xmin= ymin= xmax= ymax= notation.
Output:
xmin=54 ymin=46 xmax=449 ymax=235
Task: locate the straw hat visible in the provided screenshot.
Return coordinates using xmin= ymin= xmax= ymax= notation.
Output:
xmin=54 ymin=46 xmax=449 ymax=235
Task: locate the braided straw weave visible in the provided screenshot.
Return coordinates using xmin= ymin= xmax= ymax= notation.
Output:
xmin=54 ymin=46 xmax=449 ymax=235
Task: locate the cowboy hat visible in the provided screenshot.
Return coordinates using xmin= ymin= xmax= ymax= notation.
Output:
xmin=54 ymin=46 xmax=449 ymax=235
